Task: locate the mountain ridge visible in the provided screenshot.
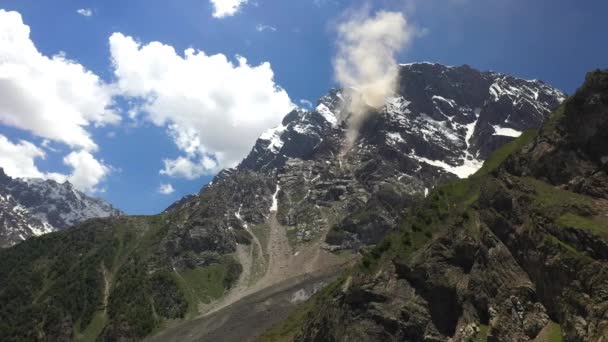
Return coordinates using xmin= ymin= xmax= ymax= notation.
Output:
xmin=0 ymin=167 xmax=123 ymax=247
xmin=239 ymin=63 xmax=564 ymax=175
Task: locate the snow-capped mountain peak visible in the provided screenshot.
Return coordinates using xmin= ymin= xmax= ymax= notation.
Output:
xmin=241 ymin=63 xmax=564 ymax=179
xmin=0 ymin=168 xmax=123 ymax=247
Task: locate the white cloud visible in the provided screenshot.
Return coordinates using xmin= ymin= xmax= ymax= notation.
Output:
xmin=0 ymin=134 xmax=64 ymax=181
xmin=256 ymin=24 xmax=277 ymax=32
xmin=0 ymin=10 xmax=115 ymax=194
xmin=63 ymin=150 xmax=110 ymax=193
xmin=41 ymin=139 xmax=60 ymax=152
xmin=160 ymin=155 xmax=218 ymax=179
xmin=158 ymin=183 xmax=175 ymax=195
xmin=209 ymin=0 xmax=248 ymax=18
xmin=0 ymin=135 xmax=109 ymax=192
xmin=109 ymin=33 xmax=294 ymax=179
xmin=76 ymin=8 xmax=93 ymax=17
xmin=299 ymin=99 xmax=313 ymax=109
xmin=0 ymin=9 xmax=119 ymax=152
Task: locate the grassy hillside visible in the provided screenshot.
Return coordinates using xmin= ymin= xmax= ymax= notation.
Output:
xmin=0 ymin=214 xmax=239 ymax=341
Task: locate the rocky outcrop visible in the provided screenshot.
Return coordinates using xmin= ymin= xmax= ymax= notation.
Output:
xmin=161 ymin=169 xmax=276 ymax=268
xmin=276 ymin=70 xmax=608 ymax=342
xmin=233 ymin=63 xmax=565 ymax=249
xmin=506 ymin=70 xmax=608 ymax=199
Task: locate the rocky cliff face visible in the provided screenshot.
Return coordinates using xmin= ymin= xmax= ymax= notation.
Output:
xmin=0 ymin=169 xmax=122 ymax=247
xmin=162 ymin=63 xmax=564 ymax=261
xmin=270 ymin=70 xmax=608 ymax=342
xmin=234 ymin=63 xmax=564 ymax=250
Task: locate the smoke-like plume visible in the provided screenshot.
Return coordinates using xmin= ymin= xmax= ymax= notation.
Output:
xmin=334 ymin=10 xmax=412 ymax=154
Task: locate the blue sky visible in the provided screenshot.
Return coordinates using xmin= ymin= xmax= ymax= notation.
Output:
xmin=0 ymin=0 xmax=606 ymax=214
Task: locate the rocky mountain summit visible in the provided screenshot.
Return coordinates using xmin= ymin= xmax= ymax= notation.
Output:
xmin=265 ymin=70 xmax=608 ymax=341
xmin=165 ymin=63 xmax=565 ymax=257
xmin=244 ymin=63 xmax=564 ymax=173
xmin=235 ymin=62 xmax=565 ymax=249
xmin=0 ymin=63 xmax=567 ymax=341
xmin=0 ymin=168 xmax=122 ymax=247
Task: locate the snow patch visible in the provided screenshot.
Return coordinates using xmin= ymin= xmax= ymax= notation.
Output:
xmin=464 ymin=110 xmax=480 ymax=148
xmin=270 ymin=184 xmax=280 ymax=212
xmin=259 ymin=124 xmax=286 ymax=153
xmin=386 ymin=132 xmax=405 ymax=144
xmin=419 ymin=113 xmax=460 ymax=143
xmin=293 ymin=123 xmax=316 ymax=134
xmin=410 ymin=152 xmax=483 ymax=179
xmin=385 ymin=96 xmax=411 ymax=116
xmin=399 ymin=62 xmax=441 ymax=67
xmin=489 ymin=81 xmax=518 ymax=101
xmin=315 ymin=103 xmax=338 ymax=127
xmin=432 ymin=95 xmax=456 ymax=108
xmin=235 ymin=204 xmax=248 ymax=229
xmin=492 ymin=125 xmax=522 ymax=137
xmin=29 ymin=222 xmax=54 ymax=236
xmin=410 ymin=107 xmax=485 ymax=179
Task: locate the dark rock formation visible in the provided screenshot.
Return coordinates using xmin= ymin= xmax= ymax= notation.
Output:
xmin=233 ymin=63 xmax=564 ymax=249
xmin=276 ymin=70 xmax=608 ymax=342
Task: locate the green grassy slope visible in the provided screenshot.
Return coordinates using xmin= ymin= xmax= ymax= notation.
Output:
xmin=0 ymin=214 xmax=239 ymax=341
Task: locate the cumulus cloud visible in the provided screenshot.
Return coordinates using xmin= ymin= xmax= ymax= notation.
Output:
xmin=158 ymin=183 xmax=175 ymax=195
xmin=0 ymin=135 xmax=110 ymax=192
xmin=209 ymin=0 xmax=248 ymax=18
xmin=0 ymin=10 xmax=118 ymax=151
xmin=334 ymin=10 xmax=413 ymax=153
xmin=0 ymin=134 xmax=64 ymax=181
xmin=76 ymin=8 xmax=93 ymax=17
xmin=0 ymin=10 xmax=115 ymax=193
xmin=41 ymin=139 xmax=60 ymax=153
xmin=109 ymin=32 xmax=293 ymax=179
xmin=160 ymin=155 xmax=218 ymax=179
xmin=299 ymin=99 xmax=313 ymax=109
xmin=63 ymin=150 xmax=110 ymax=193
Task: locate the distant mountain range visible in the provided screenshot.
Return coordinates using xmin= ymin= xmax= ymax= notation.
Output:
xmin=0 ymin=168 xmax=122 ymax=247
